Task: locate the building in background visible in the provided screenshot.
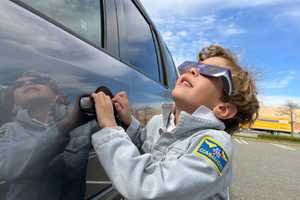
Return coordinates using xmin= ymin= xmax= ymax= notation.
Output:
xmin=245 ymin=106 xmax=300 ymax=134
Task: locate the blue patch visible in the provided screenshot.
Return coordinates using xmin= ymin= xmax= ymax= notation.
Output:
xmin=193 ymin=137 xmax=229 ymax=176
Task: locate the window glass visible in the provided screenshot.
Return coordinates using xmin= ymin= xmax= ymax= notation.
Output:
xmin=20 ymin=0 xmax=102 ymax=47
xmin=0 ymin=3 xmax=111 ymax=196
xmin=117 ymin=0 xmax=160 ymax=82
xmin=0 ymin=65 xmax=118 ymax=200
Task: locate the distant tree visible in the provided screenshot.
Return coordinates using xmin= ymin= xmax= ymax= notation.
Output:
xmin=280 ymin=101 xmax=300 ymax=136
xmin=144 ymin=106 xmax=156 ymax=123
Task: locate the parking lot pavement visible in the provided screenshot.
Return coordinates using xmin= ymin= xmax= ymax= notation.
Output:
xmin=231 ymin=137 xmax=300 ymax=200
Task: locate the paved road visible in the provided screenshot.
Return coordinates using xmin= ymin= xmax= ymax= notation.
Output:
xmin=231 ymin=137 xmax=300 ymax=200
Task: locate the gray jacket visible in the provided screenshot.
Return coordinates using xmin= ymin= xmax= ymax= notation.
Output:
xmin=0 ymin=109 xmax=93 ymax=200
xmin=92 ymin=105 xmax=233 ymax=200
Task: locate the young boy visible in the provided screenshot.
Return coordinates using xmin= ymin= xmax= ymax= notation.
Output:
xmin=91 ymin=44 xmax=259 ymax=200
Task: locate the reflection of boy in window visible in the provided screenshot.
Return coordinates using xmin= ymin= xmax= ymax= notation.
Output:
xmin=8 ymin=72 xmax=67 ymax=123
xmin=0 ymin=72 xmax=94 ymax=200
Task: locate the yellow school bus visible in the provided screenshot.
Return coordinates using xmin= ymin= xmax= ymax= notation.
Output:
xmin=245 ymin=116 xmax=291 ymax=133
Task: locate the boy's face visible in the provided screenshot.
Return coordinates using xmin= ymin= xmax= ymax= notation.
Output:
xmin=13 ymin=76 xmax=57 ymax=108
xmin=172 ymin=57 xmax=233 ymax=114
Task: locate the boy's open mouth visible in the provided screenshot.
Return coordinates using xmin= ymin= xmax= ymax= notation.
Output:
xmin=180 ymin=77 xmax=193 ymax=88
xmin=23 ymin=86 xmax=40 ymax=93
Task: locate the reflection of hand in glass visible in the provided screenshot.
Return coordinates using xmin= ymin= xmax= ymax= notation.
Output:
xmin=57 ymin=94 xmax=94 ymax=134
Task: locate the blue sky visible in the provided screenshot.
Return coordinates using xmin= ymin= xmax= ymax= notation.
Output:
xmin=140 ymin=0 xmax=300 ymax=107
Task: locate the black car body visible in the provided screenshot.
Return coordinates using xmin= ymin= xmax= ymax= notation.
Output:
xmin=0 ymin=0 xmax=178 ymax=199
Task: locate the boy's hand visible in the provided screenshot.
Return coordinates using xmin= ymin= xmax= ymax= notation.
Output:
xmin=112 ymin=91 xmax=132 ymax=127
xmin=92 ymin=92 xmax=117 ymax=128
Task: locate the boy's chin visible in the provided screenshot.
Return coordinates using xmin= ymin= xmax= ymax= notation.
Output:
xmin=171 ymin=88 xmax=184 ymax=99
xmin=172 ymin=90 xmax=193 ymax=105
xmin=172 ymin=88 xmax=188 ymax=101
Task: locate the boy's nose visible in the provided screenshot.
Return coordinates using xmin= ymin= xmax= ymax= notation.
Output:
xmin=187 ymin=68 xmax=199 ymax=77
xmin=22 ymin=80 xmax=35 ymax=86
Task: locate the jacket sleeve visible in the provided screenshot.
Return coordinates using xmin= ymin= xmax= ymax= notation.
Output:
xmin=61 ymin=122 xmax=94 ymax=181
xmin=125 ymin=115 xmax=160 ymax=150
xmin=92 ymin=127 xmax=231 ymax=200
xmin=0 ymin=124 xmax=70 ymax=180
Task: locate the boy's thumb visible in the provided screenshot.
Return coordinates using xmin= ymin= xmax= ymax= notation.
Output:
xmin=114 ymin=102 xmax=122 ymax=112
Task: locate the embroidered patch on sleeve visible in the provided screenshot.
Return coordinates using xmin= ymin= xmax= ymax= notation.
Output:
xmin=193 ymin=137 xmax=229 ymax=176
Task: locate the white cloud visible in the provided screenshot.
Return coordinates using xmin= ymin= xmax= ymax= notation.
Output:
xmin=222 ymin=23 xmax=245 ymax=37
xmin=273 ymin=7 xmax=300 ymax=29
xmin=177 ymin=31 xmax=188 ymax=37
xmin=258 ymin=71 xmax=295 ymax=89
xmin=278 ymin=7 xmax=300 ymax=18
xmin=140 ymin=0 xmax=253 ymax=66
xmin=258 ymin=95 xmax=300 ymax=106
xmin=152 ymin=15 xmax=244 ymax=65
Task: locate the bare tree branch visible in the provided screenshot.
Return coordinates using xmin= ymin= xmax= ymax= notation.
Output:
xmin=278 ymin=100 xmax=300 ymax=135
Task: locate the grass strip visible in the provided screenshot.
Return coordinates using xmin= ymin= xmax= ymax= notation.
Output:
xmin=257 ymin=134 xmax=300 ymax=143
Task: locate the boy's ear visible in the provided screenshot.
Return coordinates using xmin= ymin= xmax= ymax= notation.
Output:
xmin=213 ymin=103 xmax=237 ymax=120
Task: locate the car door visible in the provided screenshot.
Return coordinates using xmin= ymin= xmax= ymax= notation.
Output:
xmin=0 ymin=0 xmax=124 ymax=199
xmin=0 ymin=0 xmax=177 ymax=199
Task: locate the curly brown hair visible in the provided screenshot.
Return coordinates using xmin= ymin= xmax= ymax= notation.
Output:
xmin=198 ymin=44 xmax=259 ymax=134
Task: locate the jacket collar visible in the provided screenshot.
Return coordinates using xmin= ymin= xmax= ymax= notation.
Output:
xmin=15 ymin=108 xmax=50 ymax=130
xmin=161 ymin=104 xmax=225 ymax=138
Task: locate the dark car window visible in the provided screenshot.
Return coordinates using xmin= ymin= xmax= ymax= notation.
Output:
xmin=117 ymin=0 xmax=160 ymax=82
xmin=19 ymin=0 xmax=102 ymax=47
